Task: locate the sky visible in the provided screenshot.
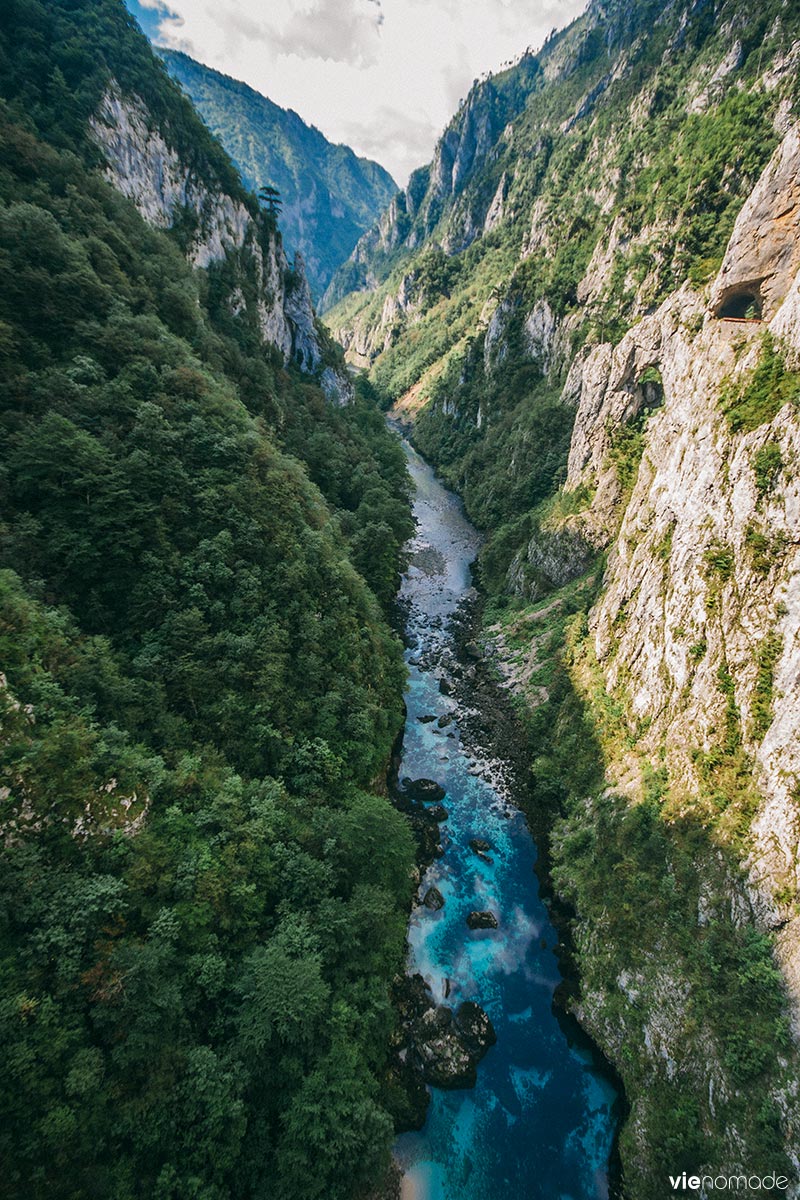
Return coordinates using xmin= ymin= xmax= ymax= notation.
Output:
xmin=125 ymin=0 xmax=588 ymax=186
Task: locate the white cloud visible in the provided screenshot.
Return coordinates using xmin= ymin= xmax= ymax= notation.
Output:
xmin=139 ymin=0 xmax=589 ymax=185
xmin=338 ymin=105 xmax=440 ymax=184
xmin=273 ymin=0 xmax=385 ymax=67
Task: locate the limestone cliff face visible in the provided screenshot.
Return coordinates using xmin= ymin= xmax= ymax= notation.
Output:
xmin=711 ymin=122 xmax=800 ymax=321
xmin=564 ymin=122 xmax=800 ymax=1022
xmin=89 ymin=84 xmax=327 ymax=374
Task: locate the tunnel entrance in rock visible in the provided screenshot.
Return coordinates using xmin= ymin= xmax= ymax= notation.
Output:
xmin=714 ymin=283 xmax=764 ymax=321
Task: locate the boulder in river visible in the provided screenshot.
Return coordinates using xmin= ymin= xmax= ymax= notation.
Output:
xmin=469 ymin=838 xmax=492 ymax=855
xmin=423 ymin=886 xmax=445 ymax=910
xmin=394 ymin=974 xmax=497 ymax=1091
xmin=418 ymin=714 xmax=437 ymax=723
xmin=454 ymin=1001 xmax=498 ymax=1056
xmin=427 ymin=804 xmax=449 ymax=822
xmin=437 ymin=713 xmax=453 ymax=728
xmin=467 ymin=910 xmax=499 ymax=930
xmin=402 ymin=777 xmax=446 ymax=803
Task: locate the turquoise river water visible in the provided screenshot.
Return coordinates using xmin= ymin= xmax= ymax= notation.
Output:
xmin=393 ymin=440 xmax=620 ymax=1200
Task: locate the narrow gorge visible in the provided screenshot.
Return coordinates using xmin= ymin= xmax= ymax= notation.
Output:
xmin=324 ymin=0 xmax=800 ymax=1192
xmin=389 ymin=440 xmax=619 ymax=1199
xmin=4 ymin=0 xmax=800 ymax=1197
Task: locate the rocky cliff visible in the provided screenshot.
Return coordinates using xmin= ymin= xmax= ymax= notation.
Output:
xmin=89 ymin=83 xmax=329 ymax=374
xmin=514 ymin=115 xmax=800 ymax=1194
xmin=319 ymin=50 xmax=544 ymax=314
xmin=572 ymin=118 xmax=800 ymax=1017
xmin=158 ymin=50 xmax=397 ymax=299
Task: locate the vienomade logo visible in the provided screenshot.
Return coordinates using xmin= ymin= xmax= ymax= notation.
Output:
xmin=669 ymin=1172 xmax=792 ymax=1192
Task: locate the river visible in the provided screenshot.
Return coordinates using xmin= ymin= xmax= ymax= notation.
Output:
xmin=393 ymin=439 xmax=620 ymax=1200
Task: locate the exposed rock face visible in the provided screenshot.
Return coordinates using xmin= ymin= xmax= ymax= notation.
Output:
xmin=562 ymin=123 xmax=800 ymax=1027
xmin=319 ymin=366 xmax=355 ymax=406
xmin=483 ymin=172 xmax=507 ymax=233
xmin=523 ymin=298 xmax=559 ymax=375
xmin=564 ymin=300 xmax=676 ymax=546
xmin=283 ymin=252 xmax=321 ymax=371
xmin=89 ymin=84 xmax=330 ymax=377
xmin=710 ymin=123 xmax=800 ymax=320
xmin=508 ymin=522 xmax=596 ymax=599
xmin=89 ymin=86 xmax=253 ymax=268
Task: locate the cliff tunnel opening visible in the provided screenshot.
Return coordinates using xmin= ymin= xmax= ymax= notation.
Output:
xmin=714 ymin=282 xmax=764 ymax=321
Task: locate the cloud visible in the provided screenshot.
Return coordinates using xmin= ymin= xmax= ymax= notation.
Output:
xmin=338 ymin=105 xmax=439 ymax=185
xmin=441 ymin=40 xmax=474 ymax=114
xmin=150 ymin=0 xmax=384 ymax=66
xmin=271 ymin=0 xmax=385 ymax=67
xmin=168 ymin=0 xmax=387 ymax=68
xmin=127 ymin=0 xmax=589 ymax=184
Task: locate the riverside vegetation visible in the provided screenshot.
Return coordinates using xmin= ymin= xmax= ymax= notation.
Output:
xmin=327 ymin=0 xmax=800 ymax=1192
xmin=0 ymin=3 xmax=417 ymax=1198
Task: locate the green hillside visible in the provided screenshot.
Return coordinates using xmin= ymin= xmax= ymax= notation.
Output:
xmin=326 ymin=0 xmax=800 ymax=1188
xmin=327 ymin=0 xmax=798 ymax=581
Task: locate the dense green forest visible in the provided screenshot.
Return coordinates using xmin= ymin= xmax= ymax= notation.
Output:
xmin=0 ymin=3 xmax=415 ymax=1196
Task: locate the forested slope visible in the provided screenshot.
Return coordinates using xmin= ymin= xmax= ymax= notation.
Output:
xmin=0 ymin=3 xmax=414 ymax=1197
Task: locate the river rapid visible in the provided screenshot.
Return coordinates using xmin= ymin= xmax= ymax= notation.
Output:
xmin=393 ymin=439 xmax=619 ymax=1200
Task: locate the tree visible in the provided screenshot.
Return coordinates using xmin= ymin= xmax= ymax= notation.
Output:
xmin=258 ymin=184 xmax=282 ymax=218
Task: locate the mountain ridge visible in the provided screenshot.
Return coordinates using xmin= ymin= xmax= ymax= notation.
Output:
xmin=158 ymin=49 xmax=397 ymax=298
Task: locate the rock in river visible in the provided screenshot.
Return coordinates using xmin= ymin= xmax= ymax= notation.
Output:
xmin=454 ymin=1001 xmax=497 ymax=1057
xmin=402 ymin=777 xmax=446 ymax=803
xmin=427 ymin=804 xmax=449 ymax=822
xmin=467 ymin=910 xmax=499 ymax=930
xmin=423 ymin=886 xmax=445 ymax=910
xmin=393 ymin=974 xmax=497 ymax=1091
xmin=469 ymin=838 xmax=492 ymax=854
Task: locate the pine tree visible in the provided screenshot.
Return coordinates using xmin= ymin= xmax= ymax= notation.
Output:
xmin=258 ymin=184 xmax=282 ymax=218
